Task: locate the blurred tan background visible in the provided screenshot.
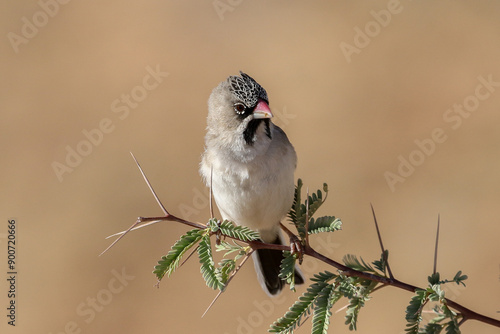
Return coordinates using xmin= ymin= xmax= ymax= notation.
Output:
xmin=1 ymin=1 xmax=500 ymax=333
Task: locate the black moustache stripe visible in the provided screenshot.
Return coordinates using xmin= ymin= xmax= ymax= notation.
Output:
xmin=244 ymin=119 xmax=272 ymax=145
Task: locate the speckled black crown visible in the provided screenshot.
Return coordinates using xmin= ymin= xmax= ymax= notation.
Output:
xmin=228 ymin=72 xmax=269 ymax=108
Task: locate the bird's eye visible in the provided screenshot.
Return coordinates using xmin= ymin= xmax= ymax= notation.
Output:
xmin=234 ymin=103 xmax=246 ymax=114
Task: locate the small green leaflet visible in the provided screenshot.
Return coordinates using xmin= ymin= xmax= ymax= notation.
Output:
xmin=198 ymin=233 xmax=224 ymax=290
xmin=270 ymin=271 xmax=338 ymax=334
xmin=278 ymin=251 xmax=298 ymax=291
xmin=208 ymin=218 xmax=260 ymax=241
xmin=153 ymin=229 xmax=204 ymax=281
xmin=308 ymin=216 xmax=342 ymax=234
xmin=311 ymin=284 xmax=337 ymax=334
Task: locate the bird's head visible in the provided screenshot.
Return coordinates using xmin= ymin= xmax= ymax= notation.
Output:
xmin=207 ymin=72 xmax=274 ymax=147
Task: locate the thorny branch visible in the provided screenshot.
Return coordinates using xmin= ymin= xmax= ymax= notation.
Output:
xmin=101 ymin=155 xmax=500 ymax=330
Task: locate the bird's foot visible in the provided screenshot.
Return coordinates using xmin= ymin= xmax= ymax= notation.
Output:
xmin=289 ymin=234 xmax=304 ymax=264
xmin=280 ymin=223 xmax=304 ymax=264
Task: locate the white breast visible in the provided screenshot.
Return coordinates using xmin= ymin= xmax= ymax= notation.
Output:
xmin=200 ymin=125 xmax=296 ymax=242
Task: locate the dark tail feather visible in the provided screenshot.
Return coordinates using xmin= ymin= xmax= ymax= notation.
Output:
xmin=252 ymin=234 xmax=305 ymax=296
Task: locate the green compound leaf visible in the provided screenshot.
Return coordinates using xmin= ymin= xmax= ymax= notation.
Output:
xmin=153 ymin=229 xmax=204 ymax=281
xmin=337 ymin=277 xmax=358 ymax=299
xmin=442 ymin=303 xmax=460 ymax=334
xmin=405 ymin=289 xmax=427 ymax=334
xmin=215 ymin=258 xmax=235 ymax=287
xmin=452 ymin=271 xmax=468 ymax=287
xmin=270 ymin=272 xmax=338 ymax=334
xmin=288 ymin=179 xmax=303 ymax=222
xmin=372 ymin=250 xmax=389 ymax=276
xmin=345 ymin=293 xmax=369 ymax=331
xmin=215 ymin=240 xmax=248 ymax=263
xmin=310 ymin=271 xmax=337 ymax=283
xmin=207 ymin=218 xmax=220 ymax=232
xmin=288 ymin=179 xmax=305 ymax=239
xmin=218 ymin=219 xmax=260 ymax=241
xmin=406 ymin=271 xmax=467 ymax=331
xmin=288 ymin=179 xmax=330 ymax=240
xmin=422 ymin=323 xmax=445 ymax=334
xmin=279 ymin=251 xmax=298 ymax=291
xmin=428 ymin=272 xmax=441 ymax=285
xmin=215 ymin=240 xmax=244 ymax=254
xmin=342 ymin=254 xmax=377 ymax=274
xmin=308 ymin=216 xmax=342 ymax=234
xmin=312 ymin=284 xmax=338 ymax=334
xmin=305 ymin=189 xmax=325 ymax=219
xmin=269 ymin=281 xmax=329 ymax=334
xmin=430 ymin=271 xmax=468 ymax=288
xmin=198 ymin=233 xmax=224 ymax=290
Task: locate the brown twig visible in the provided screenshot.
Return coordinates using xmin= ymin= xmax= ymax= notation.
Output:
xmin=304 ymin=244 xmax=500 ymax=327
xmin=117 ymin=211 xmax=500 ymax=327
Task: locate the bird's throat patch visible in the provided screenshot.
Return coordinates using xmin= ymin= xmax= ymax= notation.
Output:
xmin=244 ymin=119 xmax=271 ymax=145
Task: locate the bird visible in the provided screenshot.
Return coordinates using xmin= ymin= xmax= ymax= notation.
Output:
xmin=200 ymin=71 xmax=304 ymax=296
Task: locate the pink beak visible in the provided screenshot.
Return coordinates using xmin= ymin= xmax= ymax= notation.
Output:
xmin=252 ymin=100 xmax=273 ymax=119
